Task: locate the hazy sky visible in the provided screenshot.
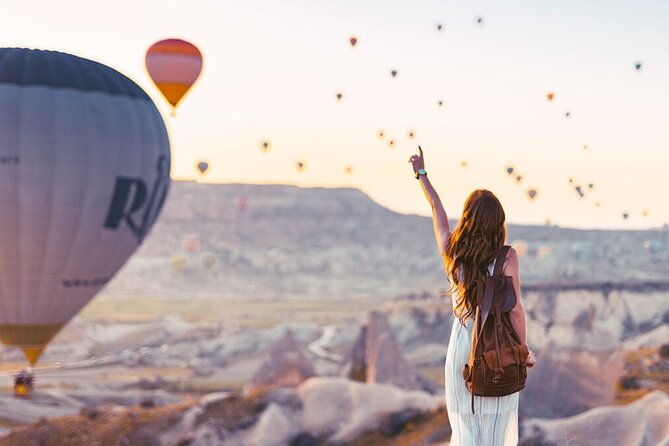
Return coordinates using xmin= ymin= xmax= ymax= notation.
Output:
xmin=3 ymin=0 xmax=669 ymax=229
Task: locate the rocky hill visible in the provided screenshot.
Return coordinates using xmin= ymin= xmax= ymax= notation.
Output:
xmin=102 ymin=181 xmax=669 ymax=299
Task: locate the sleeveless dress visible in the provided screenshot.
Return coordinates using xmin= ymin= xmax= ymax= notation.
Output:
xmin=444 ymin=258 xmax=519 ymax=446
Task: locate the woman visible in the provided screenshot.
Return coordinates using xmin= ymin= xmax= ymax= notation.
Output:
xmin=409 ymin=146 xmax=536 ymax=445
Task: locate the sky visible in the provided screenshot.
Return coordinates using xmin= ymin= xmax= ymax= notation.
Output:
xmin=2 ymin=0 xmax=669 ymax=229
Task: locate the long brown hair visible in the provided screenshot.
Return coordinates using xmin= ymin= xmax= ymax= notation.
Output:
xmin=444 ymin=189 xmax=506 ymax=328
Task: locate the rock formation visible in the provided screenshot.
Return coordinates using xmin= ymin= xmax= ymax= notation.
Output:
xmin=520 ymin=341 xmax=625 ymax=418
xmin=521 ymin=390 xmax=669 ymax=446
xmin=251 ymin=329 xmax=316 ymax=388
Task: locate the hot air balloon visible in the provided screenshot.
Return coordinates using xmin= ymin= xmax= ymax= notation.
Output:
xmin=622 ymin=212 xmax=629 ymax=220
xmin=567 ymin=177 xmax=574 ymax=184
xmin=170 ymin=254 xmax=187 ymax=272
xmin=634 ymin=62 xmax=642 ymax=71
xmin=235 ymin=195 xmax=248 ymax=212
xmin=296 ymin=161 xmax=306 ymax=172
xmin=527 ymin=189 xmax=538 ymax=200
xmin=436 ymin=23 xmax=443 ymax=31
xmin=515 ymin=175 xmax=523 ymax=183
xmin=335 ymin=92 xmax=343 ymax=102
xmin=183 ymin=235 xmax=200 ymax=253
xmin=642 ymin=210 xmax=649 ymax=217
xmin=594 ymin=201 xmax=601 ymax=208
xmin=260 ymin=140 xmax=272 ymax=153
xmin=407 ymin=130 xmax=416 ymax=140
xmin=506 ymin=166 xmax=514 ymax=175
xmin=546 ymin=92 xmax=554 ymax=102
xmin=583 ymin=144 xmax=588 ymax=150
xmin=350 ymin=37 xmax=358 ymax=47
xmin=588 ymin=183 xmax=594 ymax=190
xmin=387 ymin=139 xmax=396 ymax=148
xmin=145 ymin=39 xmax=202 ymax=112
xmin=565 ymin=111 xmax=571 ymax=118
xmin=200 ymin=252 xmax=218 ymax=270
xmin=196 ymin=161 xmax=209 ymax=175
xmin=345 ymin=165 xmax=354 ymax=174
xmin=377 ymin=130 xmax=385 ymax=139
xmin=0 ymin=48 xmax=170 ymax=366
xmin=460 ymin=160 xmax=468 ymax=169
xmin=437 ymin=99 xmax=444 ymax=107
xmin=476 ymin=16 xmax=484 ymax=25
xmin=390 ymin=69 xmax=398 ymax=78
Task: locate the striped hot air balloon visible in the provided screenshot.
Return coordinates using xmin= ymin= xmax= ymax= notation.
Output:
xmin=0 ymin=48 xmax=171 ymax=365
xmin=145 ymin=39 xmax=202 ymax=111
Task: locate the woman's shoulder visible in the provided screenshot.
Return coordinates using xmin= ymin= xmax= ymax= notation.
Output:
xmin=502 ymin=246 xmax=519 ymax=274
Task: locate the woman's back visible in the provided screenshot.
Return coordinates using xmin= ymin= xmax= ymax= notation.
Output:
xmin=445 ymin=255 xmax=520 ymax=445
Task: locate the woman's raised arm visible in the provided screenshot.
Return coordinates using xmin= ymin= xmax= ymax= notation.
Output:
xmin=409 ymin=146 xmax=451 ymax=258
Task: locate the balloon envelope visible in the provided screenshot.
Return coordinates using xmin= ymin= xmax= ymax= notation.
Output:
xmin=197 ymin=161 xmax=209 ymax=175
xmin=260 ymin=140 xmax=272 ymax=153
xmin=146 ymin=39 xmax=202 ymax=109
xmin=200 ymin=252 xmax=217 ymax=270
xmin=0 ymin=48 xmax=170 ymax=364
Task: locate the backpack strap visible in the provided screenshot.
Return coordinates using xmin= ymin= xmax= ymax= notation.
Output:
xmin=470 ymin=274 xmax=496 ymax=414
xmin=492 ymin=245 xmax=510 ymax=277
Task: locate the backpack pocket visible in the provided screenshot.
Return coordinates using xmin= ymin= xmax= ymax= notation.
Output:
xmin=481 ymin=345 xmax=529 ymax=386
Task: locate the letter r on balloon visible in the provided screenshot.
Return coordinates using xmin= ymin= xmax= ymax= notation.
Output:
xmin=103 ymin=155 xmax=170 ymax=243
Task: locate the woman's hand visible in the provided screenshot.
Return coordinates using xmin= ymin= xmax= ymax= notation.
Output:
xmin=408 ymin=145 xmax=425 ymax=174
xmin=526 ymin=349 xmax=536 ymax=368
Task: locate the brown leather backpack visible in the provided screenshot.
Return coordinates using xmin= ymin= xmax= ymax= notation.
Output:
xmin=461 ymin=244 xmax=529 ymax=414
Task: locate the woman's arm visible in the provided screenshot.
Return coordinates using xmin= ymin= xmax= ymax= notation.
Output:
xmin=409 ymin=146 xmax=451 ymax=257
xmin=503 ymin=247 xmax=535 ymax=366
xmin=503 ymin=247 xmax=527 ymax=345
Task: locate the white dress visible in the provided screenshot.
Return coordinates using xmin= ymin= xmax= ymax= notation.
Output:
xmin=444 ymin=258 xmax=519 ymax=446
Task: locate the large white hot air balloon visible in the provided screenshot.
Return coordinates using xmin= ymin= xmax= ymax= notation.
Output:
xmin=0 ymin=48 xmax=171 ymax=365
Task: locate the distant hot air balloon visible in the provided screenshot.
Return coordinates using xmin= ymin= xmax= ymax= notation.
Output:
xmin=527 ymin=189 xmax=537 ymax=200
xmin=390 ymin=69 xmax=398 ymax=78
xmin=235 ymin=196 xmax=248 ymax=212
xmin=387 ymin=139 xmax=396 ymax=148
xmin=350 ymin=37 xmax=358 ymax=47
xmin=407 ymin=130 xmax=416 ymax=140
xmin=200 ymin=252 xmax=217 ymax=270
xmin=642 ymin=210 xmax=649 ymax=217
xmin=567 ymin=177 xmax=574 ymax=184
xmin=622 ymin=212 xmax=629 ymax=220
xmin=196 ymin=161 xmax=209 ymax=175
xmin=296 ymin=161 xmax=306 ymax=172
xmin=183 ymin=235 xmax=200 ymax=253
xmin=546 ymin=92 xmax=554 ymax=102
xmin=377 ymin=130 xmax=385 ymax=139
xmin=583 ymin=144 xmax=588 ymax=150
xmin=436 ymin=23 xmax=443 ymax=31
xmin=595 ymin=201 xmax=601 ymax=208
xmin=437 ymin=99 xmax=444 ymax=107
xmin=515 ymin=175 xmax=523 ymax=183
xmin=145 ymin=39 xmax=203 ymax=112
xmin=0 ymin=48 xmax=170 ymax=365
xmin=506 ymin=166 xmax=514 ymax=175
xmin=336 ymin=92 xmax=343 ymax=102
xmin=588 ymin=183 xmax=594 ymax=190
xmin=476 ymin=16 xmax=484 ymax=25
xmin=345 ymin=165 xmax=354 ymax=174
xmin=460 ymin=160 xmax=468 ymax=169
xmin=170 ymin=254 xmax=187 ymax=272
xmin=634 ymin=62 xmax=642 ymax=71
xmin=260 ymin=140 xmax=272 ymax=153
xmin=565 ymin=111 xmax=571 ymax=118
